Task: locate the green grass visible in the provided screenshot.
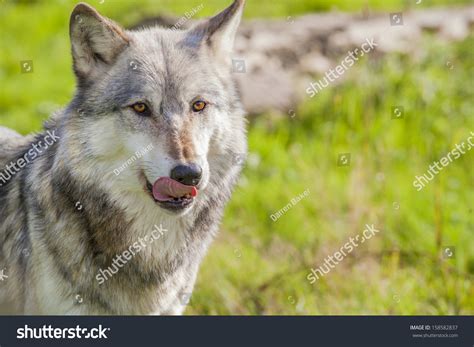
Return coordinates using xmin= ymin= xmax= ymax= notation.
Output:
xmin=0 ymin=1 xmax=473 ymax=315
xmin=190 ymin=35 xmax=474 ymax=314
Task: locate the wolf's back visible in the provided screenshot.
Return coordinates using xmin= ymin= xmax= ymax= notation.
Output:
xmin=0 ymin=126 xmax=31 ymax=167
xmin=0 ymin=126 xmax=28 ymax=313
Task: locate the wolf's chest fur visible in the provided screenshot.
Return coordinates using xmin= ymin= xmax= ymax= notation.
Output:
xmin=0 ymin=132 xmax=237 ymax=314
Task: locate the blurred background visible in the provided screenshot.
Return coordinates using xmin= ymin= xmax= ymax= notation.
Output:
xmin=0 ymin=0 xmax=473 ymax=314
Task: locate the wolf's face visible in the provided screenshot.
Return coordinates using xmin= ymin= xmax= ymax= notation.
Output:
xmin=66 ymin=1 xmax=246 ymax=215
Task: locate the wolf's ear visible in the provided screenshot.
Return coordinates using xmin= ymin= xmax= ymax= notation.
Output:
xmin=69 ymin=3 xmax=130 ymax=83
xmin=184 ymin=0 xmax=245 ymax=63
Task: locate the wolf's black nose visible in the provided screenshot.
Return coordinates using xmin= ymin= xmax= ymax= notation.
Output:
xmin=170 ymin=163 xmax=202 ymax=186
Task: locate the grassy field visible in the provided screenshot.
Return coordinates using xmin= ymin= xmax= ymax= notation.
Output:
xmin=0 ymin=0 xmax=473 ymax=315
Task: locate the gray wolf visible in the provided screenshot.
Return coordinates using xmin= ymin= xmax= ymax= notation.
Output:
xmin=0 ymin=0 xmax=246 ymax=315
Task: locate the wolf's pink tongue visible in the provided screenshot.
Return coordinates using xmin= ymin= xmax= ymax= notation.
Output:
xmin=152 ymin=177 xmax=198 ymax=202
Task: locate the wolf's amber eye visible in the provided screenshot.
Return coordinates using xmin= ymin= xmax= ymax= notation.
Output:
xmin=131 ymin=103 xmax=148 ymax=114
xmin=192 ymin=100 xmax=207 ymax=112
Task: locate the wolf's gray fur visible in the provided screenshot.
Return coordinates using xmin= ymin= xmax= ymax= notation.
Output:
xmin=0 ymin=0 xmax=246 ymax=314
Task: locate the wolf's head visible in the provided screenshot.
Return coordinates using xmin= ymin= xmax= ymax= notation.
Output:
xmin=63 ymin=1 xmax=247 ymax=216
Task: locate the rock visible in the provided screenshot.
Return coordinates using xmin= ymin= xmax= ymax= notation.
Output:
xmin=234 ymin=61 xmax=296 ymax=114
xmin=440 ymin=19 xmax=470 ymax=41
xmin=300 ymin=52 xmax=332 ymax=75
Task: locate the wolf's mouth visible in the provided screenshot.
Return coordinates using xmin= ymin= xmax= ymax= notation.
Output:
xmin=143 ymin=176 xmax=198 ymax=211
